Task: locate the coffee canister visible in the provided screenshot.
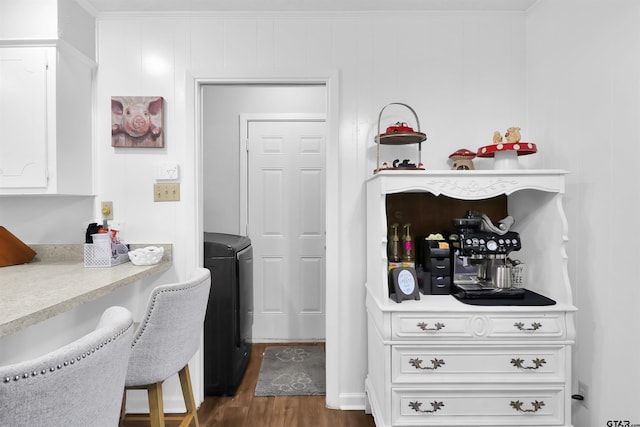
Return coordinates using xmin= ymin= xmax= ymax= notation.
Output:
xmin=494 ymin=265 xmax=512 ymax=289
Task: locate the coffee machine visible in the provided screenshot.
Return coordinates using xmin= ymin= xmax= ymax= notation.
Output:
xmin=450 ymin=211 xmax=524 ymax=298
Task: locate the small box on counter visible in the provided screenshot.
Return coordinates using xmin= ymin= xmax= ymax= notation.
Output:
xmin=84 ymin=233 xmax=129 ymax=267
xmin=83 ymin=226 xmax=130 ymax=268
xmin=84 ymin=243 xmax=129 ymax=267
xmin=430 ymin=275 xmax=451 ymax=295
xmin=417 ymin=236 xmax=452 ymax=295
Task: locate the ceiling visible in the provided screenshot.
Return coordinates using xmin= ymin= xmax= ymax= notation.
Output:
xmin=79 ymin=0 xmax=537 ymax=14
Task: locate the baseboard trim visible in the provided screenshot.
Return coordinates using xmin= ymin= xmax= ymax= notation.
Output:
xmin=337 ymin=392 xmax=367 ymax=410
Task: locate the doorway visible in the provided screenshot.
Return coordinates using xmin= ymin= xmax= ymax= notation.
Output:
xmin=197 ymin=78 xmax=340 ymax=407
xmin=202 ymin=85 xmax=327 ymax=341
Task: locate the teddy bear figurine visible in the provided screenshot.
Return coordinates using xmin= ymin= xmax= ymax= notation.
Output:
xmin=505 ymin=127 xmax=521 ymax=143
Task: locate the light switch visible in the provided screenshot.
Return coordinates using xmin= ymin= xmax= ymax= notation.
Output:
xmin=154 ymin=183 xmax=180 ymax=202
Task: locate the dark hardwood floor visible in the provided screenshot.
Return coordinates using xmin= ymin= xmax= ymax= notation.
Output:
xmin=123 ymin=342 xmax=376 ymax=427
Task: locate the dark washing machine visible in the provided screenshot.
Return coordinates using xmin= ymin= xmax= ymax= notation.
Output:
xmin=203 ymin=232 xmax=253 ymax=395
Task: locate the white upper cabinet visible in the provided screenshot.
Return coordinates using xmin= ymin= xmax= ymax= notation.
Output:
xmin=0 ymin=47 xmax=50 ymax=190
xmin=0 ymin=45 xmax=94 ymax=195
xmin=0 ymin=0 xmax=95 ymax=195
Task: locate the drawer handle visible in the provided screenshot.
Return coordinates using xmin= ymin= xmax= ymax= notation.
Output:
xmin=514 ymin=321 xmax=542 ymax=331
xmin=510 ymin=400 xmax=546 ymax=413
xmin=409 ymin=357 xmax=445 ymax=371
xmin=417 ymin=322 xmax=445 ymax=331
xmin=511 ymin=357 xmax=546 ymax=370
xmin=409 ymin=400 xmax=445 ymax=414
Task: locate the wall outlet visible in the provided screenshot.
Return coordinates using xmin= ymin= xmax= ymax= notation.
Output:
xmin=154 ymin=183 xmax=180 ymax=202
xmin=578 ymin=381 xmax=588 ymax=408
xmin=101 ymin=201 xmax=113 ymax=220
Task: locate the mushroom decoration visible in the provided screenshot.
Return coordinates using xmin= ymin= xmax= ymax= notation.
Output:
xmin=476 ymin=127 xmax=537 ymax=169
xmin=477 ymin=141 xmax=537 ymax=169
xmin=449 ymin=148 xmax=476 ymax=170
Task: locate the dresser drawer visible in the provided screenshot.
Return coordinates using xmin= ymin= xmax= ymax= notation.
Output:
xmin=392 ymin=312 xmax=566 ymax=341
xmin=392 ymin=345 xmax=565 ymax=384
xmin=487 ymin=314 xmax=565 ymax=339
xmin=392 ymin=386 xmax=564 ymax=426
xmin=392 ymin=314 xmax=473 ymax=340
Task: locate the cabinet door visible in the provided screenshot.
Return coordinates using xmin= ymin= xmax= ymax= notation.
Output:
xmin=0 ymin=47 xmax=49 ymax=189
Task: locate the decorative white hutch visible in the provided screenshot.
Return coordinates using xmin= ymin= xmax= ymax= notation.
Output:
xmin=365 ymin=170 xmax=576 ymax=426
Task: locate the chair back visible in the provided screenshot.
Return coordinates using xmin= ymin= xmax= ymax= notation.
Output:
xmin=0 ymin=306 xmax=134 ymax=427
xmin=125 ymin=267 xmax=211 ymax=386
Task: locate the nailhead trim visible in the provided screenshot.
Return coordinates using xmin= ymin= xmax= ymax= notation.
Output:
xmin=131 ymin=281 xmax=205 ymax=347
xmin=2 ymin=322 xmax=132 ymax=384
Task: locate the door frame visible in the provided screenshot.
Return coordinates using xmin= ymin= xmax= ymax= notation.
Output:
xmin=190 ymin=74 xmax=341 ymax=408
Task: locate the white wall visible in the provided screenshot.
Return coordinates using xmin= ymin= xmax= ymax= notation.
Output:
xmin=202 ymin=84 xmax=326 ymax=234
xmin=94 ymin=10 xmax=527 ymax=410
xmin=0 ymin=197 xmax=94 ymax=244
xmin=0 ymin=0 xmax=57 ymax=40
xmin=527 ymin=1 xmax=640 ymax=425
xmin=58 ymin=0 xmax=96 ymax=59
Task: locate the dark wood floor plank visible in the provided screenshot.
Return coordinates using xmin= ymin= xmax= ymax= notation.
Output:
xmin=122 ymin=342 xmax=376 ymax=427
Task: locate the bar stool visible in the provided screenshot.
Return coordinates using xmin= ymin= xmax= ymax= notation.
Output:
xmin=120 ymin=267 xmax=211 ymax=427
xmin=0 ymin=306 xmax=134 ymax=427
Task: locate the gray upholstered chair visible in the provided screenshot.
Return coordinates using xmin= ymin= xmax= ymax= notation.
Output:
xmin=120 ymin=267 xmax=211 ymax=427
xmin=0 ymin=306 xmax=134 ymax=427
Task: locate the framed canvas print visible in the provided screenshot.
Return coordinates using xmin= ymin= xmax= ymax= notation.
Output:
xmin=111 ymin=96 xmax=164 ymax=148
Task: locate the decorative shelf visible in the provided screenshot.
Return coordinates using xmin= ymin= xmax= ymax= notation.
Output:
xmin=375 ymin=132 xmax=427 ymax=145
xmin=374 ymin=103 xmax=427 ymax=173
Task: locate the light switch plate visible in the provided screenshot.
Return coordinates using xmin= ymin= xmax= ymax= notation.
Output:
xmin=154 ymin=183 xmax=180 ymax=202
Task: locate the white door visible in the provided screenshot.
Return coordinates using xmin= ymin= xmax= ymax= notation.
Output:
xmin=243 ymin=115 xmax=326 ymax=341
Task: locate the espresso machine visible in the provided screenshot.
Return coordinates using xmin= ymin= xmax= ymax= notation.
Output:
xmin=450 ymin=211 xmax=525 ymax=298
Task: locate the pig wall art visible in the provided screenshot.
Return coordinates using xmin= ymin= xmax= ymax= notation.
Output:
xmin=111 ymin=96 xmax=164 ymax=148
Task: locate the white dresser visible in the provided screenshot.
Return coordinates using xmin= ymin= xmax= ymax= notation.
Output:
xmin=365 ymin=170 xmax=576 ymax=427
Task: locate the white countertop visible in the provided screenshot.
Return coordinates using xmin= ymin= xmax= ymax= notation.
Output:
xmin=0 ymin=244 xmax=171 ymax=337
xmin=365 ymin=282 xmax=577 ymax=313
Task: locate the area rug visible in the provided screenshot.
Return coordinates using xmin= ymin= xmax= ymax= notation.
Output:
xmin=254 ymin=346 xmax=326 ymax=396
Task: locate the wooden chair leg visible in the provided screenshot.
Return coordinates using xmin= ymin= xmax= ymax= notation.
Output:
xmin=119 ymin=389 xmax=127 ymax=426
xmin=121 ymin=373 xmax=195 ymax=427
xmin=147 ymin=382 xmax=165 ymax=427
xmin=178 ymin=365 xmax=199 ymax=427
